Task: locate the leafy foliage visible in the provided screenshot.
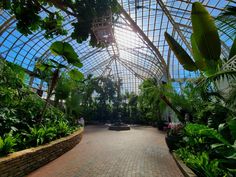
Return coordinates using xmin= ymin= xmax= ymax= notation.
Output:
xmin=176 ymin=149 xmax=229 ymax=177
xmin=50 ymin=41 xmax=83 ymax=67
xmin=35 ymin=41 xmax=83 ymax=122
xmin=191 ymin=2 xmax=221 ymax=62
xmin=174 ymin=123 xmax=236 ymax=176
xmin=0 ymin=131 xmax=17 ymax=156
xmin=0 ymin=59 xmax=80 ymax=156
xmin=165 ymin=2 xmax=235 ymax=76
xmin=164 ymin=32 xmax=197 ymax=71
xmin=1 ymin=0 xmax=120 ymax=47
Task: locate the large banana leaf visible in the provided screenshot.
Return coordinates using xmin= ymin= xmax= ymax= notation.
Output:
xmin=50 ymin=41 xmax=83 ymax=68
xmin=229 ymin=37 xmax=236 ymax=59
xmin=69 ymin=69 xmax=84 ymax=81
xmin=191 ymin=2 xmax=221 ymax=62
xmin=164 ymin=32 xmax=197 ymax=71
xmin=191 ymin=33 xmax=206 ymax=71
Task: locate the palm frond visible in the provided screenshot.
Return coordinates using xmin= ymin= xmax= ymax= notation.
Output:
xmin=215 ymin=5 xmax=236 ymax=40
xmin=197 ymin=70 xmax=236 ymax=89
xmin=226 ymin=82 xmax=236 ymax=108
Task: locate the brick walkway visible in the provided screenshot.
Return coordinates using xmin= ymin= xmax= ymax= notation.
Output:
xmin=28 ymin=126 xmax=184 ymax=177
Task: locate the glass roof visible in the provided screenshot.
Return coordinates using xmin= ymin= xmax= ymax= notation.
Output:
xmin=0 ymin=0 xmax=234 ymax=93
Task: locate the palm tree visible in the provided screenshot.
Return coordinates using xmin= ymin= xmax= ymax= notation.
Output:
xmin=139 ymin=78 xmax=185 ymax=122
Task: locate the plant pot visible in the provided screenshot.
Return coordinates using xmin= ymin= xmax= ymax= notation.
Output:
xmin=165 ymin=135 xmax=180 ymax=151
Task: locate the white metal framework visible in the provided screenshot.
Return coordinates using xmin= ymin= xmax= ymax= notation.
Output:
xmin=0 ymin=0 xmax=234 ymax=93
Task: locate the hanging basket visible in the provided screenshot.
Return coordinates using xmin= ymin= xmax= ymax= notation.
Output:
xmin=91 ymin=10 xmax=115 ymax=45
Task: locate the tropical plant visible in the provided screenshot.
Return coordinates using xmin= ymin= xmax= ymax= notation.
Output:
xmin=35 ymin=41 xmax=84 ymax=122
xmin=0 ymin=58 xmax=81 ymax=156
xmin=165 ymin=2 xmax=236 ymax=80
xmin=138 ymin=78 xmax=187 ymax=122
xmin=0 ymin=59 xmax=26 ymax=90
xmin=176 ymin=149 xmax=229 ymax=177
xmin=0 ymin=131 xmax=17 ymax=156
xmin=25 ymin=124 xmax=59 ymax=146
xmin=54 ymin=74 xmax=75 ymax=106
xmin=55 ymin=119 xmax=72 ymax=137
xmin=0 ymin=108 xmax=19 ymax=136
xmin=175 ymin=123 xmax=236 ymax=176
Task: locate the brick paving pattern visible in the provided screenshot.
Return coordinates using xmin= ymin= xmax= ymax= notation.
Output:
xmin=28 ymin=126 xmax=184 ymax=177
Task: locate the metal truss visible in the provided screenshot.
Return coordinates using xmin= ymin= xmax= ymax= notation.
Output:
xmin=0 ymin=0 xmax=234 ymax=93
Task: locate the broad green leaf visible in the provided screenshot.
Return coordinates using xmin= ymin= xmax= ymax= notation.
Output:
xmin=35 ymin=62 xmax=46 ymax=71
xmin=191 ymin=33 xmax=206 ymax=71
xmin=50 ymin=41 xmax=83 ymax=68
xmin=229 ymin=37 xmax=236 ymax=59
xmin=35 ymin=62 xmax=54 ymax=71
xmin=191 ymin=2 xmax=221 ymax=61
xmin=185 ymin=123 xmax=231 ymax=146
xmin=164 ymin=32 xmax=198 ymax=71
xmin=69 ymin=69 xmax=84 ymax=81
xmin=50 ymin=41 xmax=63 ymax=55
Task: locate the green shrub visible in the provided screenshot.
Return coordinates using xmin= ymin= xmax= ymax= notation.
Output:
xmin=25 ymin=125 xmax=57 ymax=146
xmin=176 ymin=148 xmax=229 ymax=177
xmin=0 ymin=131 xmax=17 ymax=156
xmin=175 ymin=123 xmax=236 ymax=176
xmin=55 ymin=120 xmax=71 ymax=137
xmin=0 ymin=108 xmax=19 ymax=136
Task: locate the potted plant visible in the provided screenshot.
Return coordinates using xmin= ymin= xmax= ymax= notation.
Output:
xmin=165 ymin=123 xmax=184 ymax=151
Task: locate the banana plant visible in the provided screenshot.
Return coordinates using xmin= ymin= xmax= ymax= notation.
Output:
xmin=165 ymin=2 xmax=236 ymax=78
xmin=36 ymin=41 xmax=84 ymax=123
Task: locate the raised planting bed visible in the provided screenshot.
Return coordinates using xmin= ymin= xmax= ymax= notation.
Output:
xmin=172 ymin=152 xmax=197 ymax=177
xmin=0 ymin=128 xmax=83 ymax=177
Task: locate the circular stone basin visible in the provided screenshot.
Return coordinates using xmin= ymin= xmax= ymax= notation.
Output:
xmin=108 ymin=123 xmax=130 ymax=131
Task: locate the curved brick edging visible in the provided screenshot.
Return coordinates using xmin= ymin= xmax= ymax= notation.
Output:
xmin=0 ymin=128 xmax=83 ymax=177
xmin=172 ymin=153 xmax=197 ymax=177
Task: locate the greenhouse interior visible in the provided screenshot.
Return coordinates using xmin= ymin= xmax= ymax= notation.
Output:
xmin=0 ymin=0 xmax=236 ymax=176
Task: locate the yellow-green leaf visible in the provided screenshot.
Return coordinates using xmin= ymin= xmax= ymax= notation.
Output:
xmin=50 ymin=41 xmax=83 ymax=68
xmin=191 ymin=34 xmax=206 ymax=71
xmin=69 ymin=69 xmax=84 ymax=81
xmin=191 ymin=2 xmax=221 ymax=61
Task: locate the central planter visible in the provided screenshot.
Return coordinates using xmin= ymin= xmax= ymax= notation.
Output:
xmin=108 ymin=123 xmax=130 ymax=131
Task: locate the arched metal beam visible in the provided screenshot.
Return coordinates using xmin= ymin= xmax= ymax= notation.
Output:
xmin=156 ymin=0 xmax=192 ymax=52
xmin=119 ymin=5 xmax=168 ymax=72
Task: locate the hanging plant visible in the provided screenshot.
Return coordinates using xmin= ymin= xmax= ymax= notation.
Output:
xmin=1 ymin=0 xmax=120 ymax=47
